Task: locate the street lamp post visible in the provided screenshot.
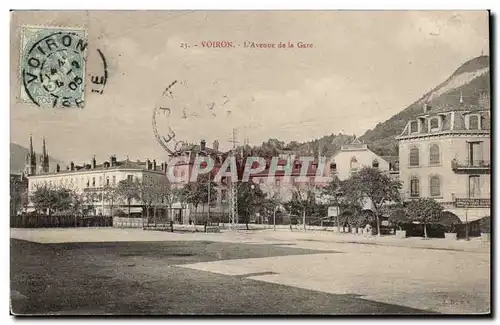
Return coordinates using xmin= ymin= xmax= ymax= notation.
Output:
xmin=207 ymin=172 xmax=211 ymax=226
xmin=465 ymin=206 xmax=469 ymax=241
xmin=465 ymin=189 xmax=470 ymax=241
xmin=250 ymin=183 xmax=255 ymax=226
xmin=335 ymin=190 xmax=342 ymax=234
xmin=101 ymin=164 xmax=106 ymax=216
xmin=273 ymin=205 xmax=277 ymax=231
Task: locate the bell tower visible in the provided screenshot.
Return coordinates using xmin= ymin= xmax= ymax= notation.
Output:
xmin=41 ymin=137 xmax=50 ymax=173
xmin=25 ymin=135 xmax=37 ymax=176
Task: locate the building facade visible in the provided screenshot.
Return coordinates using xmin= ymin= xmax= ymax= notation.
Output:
xmin=10 ymin=173 xmax=28 ymax=216
xmin=396 ymin=96 xmax=491 ymax=222
xmin=25 ymin=139 xmax=170 ymax=217
xmin=325 ymin=137 xmax=398 ymax=181
xmin=165 ymin=139 xmax=231 ymax=224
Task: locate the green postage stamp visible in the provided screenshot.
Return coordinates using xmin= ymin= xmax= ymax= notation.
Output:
xmin=20 ymin=26 xmax=88 ymax=108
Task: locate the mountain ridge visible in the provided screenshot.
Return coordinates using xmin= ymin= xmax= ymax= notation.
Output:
xmin=10 ymin=142 xmax=65 ymax=175
xmin=359 ymin=55 xmax=490 ymax=156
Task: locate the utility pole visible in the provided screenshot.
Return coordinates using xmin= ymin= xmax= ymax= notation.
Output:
xmin=207 ymin=171 xmax=211 ymax=226
xmin=101 ymin=163 xmax=105 ymax=216
xmin=228 ymin=128 xmax=239 ymax=230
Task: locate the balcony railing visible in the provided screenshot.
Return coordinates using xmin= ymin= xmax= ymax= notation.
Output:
xmin=455 ymin=197 xmax=491 ymax=208
xmin=451 ymin=159 xmax=490 ymax=173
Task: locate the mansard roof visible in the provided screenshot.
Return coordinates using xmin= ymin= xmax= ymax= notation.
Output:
xmin=397 ymin=103 xmax=490 ymax=139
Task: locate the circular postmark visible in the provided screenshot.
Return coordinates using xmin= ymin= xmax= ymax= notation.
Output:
xmin=21 ymin=27 xmax=88 ymax=108
xmin=152 ymin=79 xmax=233 ymax=156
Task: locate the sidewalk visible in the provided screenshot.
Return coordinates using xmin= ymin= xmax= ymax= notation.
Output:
xmin=10 ymin=226 xmax=490 ymax=253
xmin=244 ymin=228 xmax=491 ymax=253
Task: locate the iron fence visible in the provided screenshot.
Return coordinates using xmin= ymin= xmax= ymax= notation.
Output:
xmin=11 ymin=214 xmax=113 ymax=228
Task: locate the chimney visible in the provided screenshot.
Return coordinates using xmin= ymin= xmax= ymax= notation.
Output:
xmin=423 ymin=102 xmax=432 ymax=113
xmin=161 ymin=162 xmax=165 ymax=172
xmin=200 ymin=139 xmax=206 ymax=151
xmin=153 ymin=159 xmax=157 ymax=170
xmin=110 ymin=155 xmax=117 ymax=167
xmin=92 ymin=156 xmax=96 ymax=169
xmin=213 ymin=140 xmax=219 ymax=152
xmin=70 ymin=161 xmax=75 ymax=171
xmin=146 ymin=159 xmax=151 ymax=170
xmin=56 ymin=164 xmax=60 ymax=172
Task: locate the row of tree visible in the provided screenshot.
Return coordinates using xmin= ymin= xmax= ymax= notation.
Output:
xmin=268 ymin=166 xmax=450 ymax=237
xmin=19 ymin=166 xmax=449 ymax=237
xmin=21 ymin=175 xmax=217 ymax=221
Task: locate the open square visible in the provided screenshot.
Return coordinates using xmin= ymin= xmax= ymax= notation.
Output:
xmin=10 ymin=228 xmax=490 ymax=315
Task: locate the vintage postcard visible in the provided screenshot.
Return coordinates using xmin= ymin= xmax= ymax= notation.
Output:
xmin=9 ymin=10 xmax=491 ymax=316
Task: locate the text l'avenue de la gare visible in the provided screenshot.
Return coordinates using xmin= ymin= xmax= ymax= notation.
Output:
xmin=180 ymin=40 xmax=314 ymax=49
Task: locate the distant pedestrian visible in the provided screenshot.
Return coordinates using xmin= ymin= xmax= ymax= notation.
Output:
xmin=365 ymin=224 xmax=372 ymax=237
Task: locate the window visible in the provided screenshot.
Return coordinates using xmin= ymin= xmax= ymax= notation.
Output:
xmin=106 ymin=177 xmax=110 ymax=186
xmin=429 ymin=117 xmax=439 ymax=130
xmin=99 ymin=176 xmax=102 ymax=187
xmin=372 ymin=159 xmax=379 ymax=168
xmin=127 ymin=175 xmax=133 ymax=182
xmin=86 ymin=178 xmax=90 ymax=187
xmin=468 ymin=142 xmax=483 ymax=166
xmin=276 ymin=178 xmax=281 ymax=187
xmin=469 ymin=115 xmax=479 ymax=130
xmin=92 ymin=177 xmax=96 ymax=187
xmin=429 ymin=175 xmax=441 ymax=197
xmin=112 ymin=176 xmax=116 ymax=185
xmin=350 ymin=157 xmax=358 ymax=170
xmin=410 ymin=176 xmax=420 ymax=197
xmin=429 ymin=144 xmax=440 ymax=165
xmin=409 ymin=147 xmax=419 ymax=167
xmin=410 ymin=121 xmax=418 ymax=133
xmin=330 ymin=162 xmax=337 ymax=172
xmin=469 ymin=175 xmax=481 ymax=198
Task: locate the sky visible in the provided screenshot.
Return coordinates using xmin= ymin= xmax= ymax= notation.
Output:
xmin=10 ymin=10 xmax=489 ymax=164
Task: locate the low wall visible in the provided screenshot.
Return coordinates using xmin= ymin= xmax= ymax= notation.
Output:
xmin=112 ymin=219 xmax=363 ymax=234
xmin=112 ymin=218 xmax=208 ymax=232
xmin=218 ymin=223 xmax=365 ymax=233
xmin=113 ymin=217 xmax=144 ymax=228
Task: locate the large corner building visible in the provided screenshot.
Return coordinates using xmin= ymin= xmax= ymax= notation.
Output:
xmin=396 ymin=93 xmax=491 ymax=222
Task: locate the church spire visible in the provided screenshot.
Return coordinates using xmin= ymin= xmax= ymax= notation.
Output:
xmin=25 ymin=135 xmax=37 ymax=176
xmin=41 ymin=137 xmax=49 ymax=173
xmin=42 ymin=137 xmax=47 ymax=156
xmin=29 ymin=135 xmax=34 ymax=156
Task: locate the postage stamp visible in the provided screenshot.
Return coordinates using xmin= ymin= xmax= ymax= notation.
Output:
xmin=20 ymin=26 xmax=88 ymax=108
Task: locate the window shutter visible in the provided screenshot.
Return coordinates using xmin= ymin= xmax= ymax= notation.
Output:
xmin=466 ymin=142 xmax=470 ymax=164
xmin=477 ymin=142 xmax=483 ymax=164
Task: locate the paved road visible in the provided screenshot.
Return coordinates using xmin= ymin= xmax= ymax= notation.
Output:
xmin=10 ymin=228 xmax=491 ymax=315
